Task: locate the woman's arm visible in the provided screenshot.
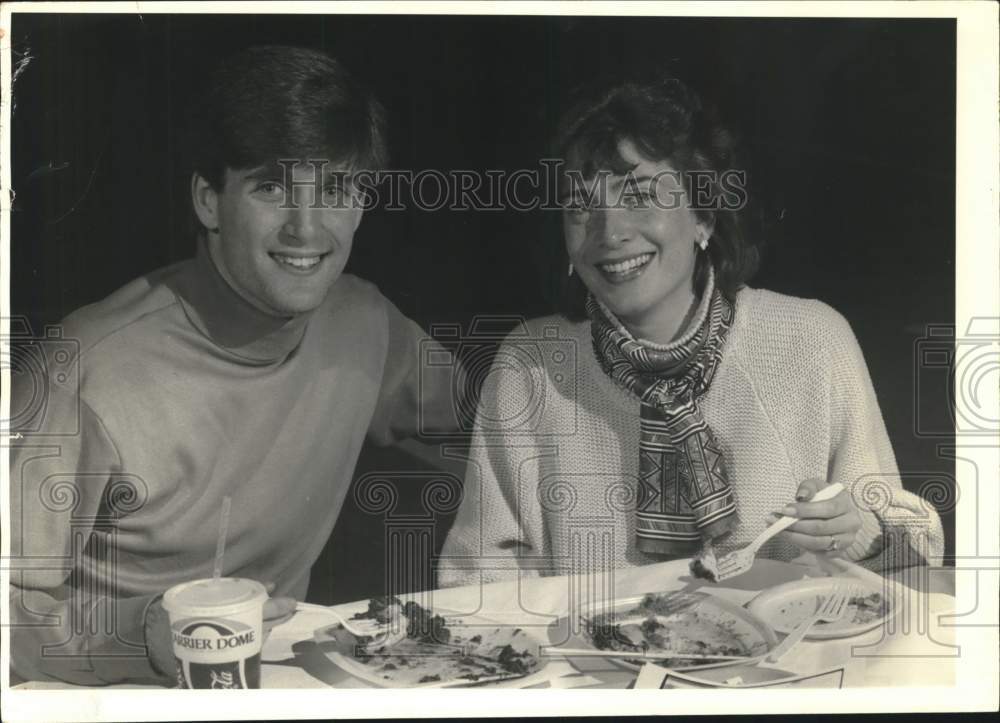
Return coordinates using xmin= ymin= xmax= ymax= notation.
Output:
xmin=822 ymin=309 xmax=944 ymax=568
xmin=437 ymin=339 xmax=554 ymax=588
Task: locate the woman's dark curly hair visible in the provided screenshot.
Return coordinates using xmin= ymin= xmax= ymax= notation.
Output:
xmin=551 ymin=73 xmax=759 ymax=320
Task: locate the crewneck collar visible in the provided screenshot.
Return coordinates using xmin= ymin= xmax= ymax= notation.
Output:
xmin=172 ymin=239 xmax=312 ymax=364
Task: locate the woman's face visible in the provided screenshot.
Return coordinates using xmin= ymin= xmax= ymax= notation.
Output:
xmin=563 ymin=139 xmax=710 ymax=341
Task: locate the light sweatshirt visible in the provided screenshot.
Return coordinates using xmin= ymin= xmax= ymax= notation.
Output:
xmin=439 ymin=287 xmax=944 ymax=587
xmin=9 ymin=244 xmax=454 ymax=685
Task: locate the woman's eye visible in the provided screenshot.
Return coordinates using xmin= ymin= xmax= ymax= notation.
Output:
xmin=564 ymin=200 xmax=592 ymax=224
xmin=623 ymin=191 xmax=654 ymax=209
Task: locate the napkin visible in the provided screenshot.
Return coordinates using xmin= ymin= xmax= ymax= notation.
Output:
xmin=631 ymin=662 xmax=845 ymax=689
xmin=525 ymin=664 xmax=604 ymax=690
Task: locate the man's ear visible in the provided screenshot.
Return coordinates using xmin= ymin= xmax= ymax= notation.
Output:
xmin=350 ymin=207 xmax=364 ymax=234
xmin=191 ymin=172 xmax=220 ymax=232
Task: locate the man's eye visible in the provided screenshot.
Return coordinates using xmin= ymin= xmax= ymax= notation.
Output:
xmin=323 ymin=185 xmax=349 ymax=203
xmin=254 ymin=182 xmax=285 ymax=198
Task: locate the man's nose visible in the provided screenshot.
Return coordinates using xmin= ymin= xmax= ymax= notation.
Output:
xmin=280 ymin=190 xmax=322 ymax=245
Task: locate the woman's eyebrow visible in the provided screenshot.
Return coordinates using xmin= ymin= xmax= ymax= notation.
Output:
xmin=557 ymin=163 xmax=654 ymax=201
xmin=605 ymin=171 xmax=658 ymax=195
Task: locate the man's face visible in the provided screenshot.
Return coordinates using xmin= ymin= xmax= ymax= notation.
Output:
xmin=195 ymin=162 xmax=363 ymax=317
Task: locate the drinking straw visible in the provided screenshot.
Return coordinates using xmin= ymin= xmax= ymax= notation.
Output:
xmin=212 ymin=496 xmax=232 ymax=580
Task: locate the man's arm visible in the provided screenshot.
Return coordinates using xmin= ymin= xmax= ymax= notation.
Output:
xmin=9 ymin=379 xmax=166 ymax=685
xmin=366 ymin=296 xmax=467 ymax=445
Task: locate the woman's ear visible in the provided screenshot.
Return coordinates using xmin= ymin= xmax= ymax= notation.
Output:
xmin=191 ymin=172 xmax=220 ymax=233
xmin=695 ymin=213 xmax=716 ymax=247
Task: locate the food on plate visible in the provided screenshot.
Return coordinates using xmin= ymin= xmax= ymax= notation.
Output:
xmin=775 ymin=590 xmax=888 ymax=628
xmin=583 ymin=593 xmax=755 ymax=668
xmin=747 ymin=576 xmax=893 ymax=640
xmin=689 ymin=544 xmax=720 ymax=583
xmin=350 ymin=596 xmax=403 ymax=625
xmin=845 ymin=591 xmax=888 ymax=625
xmin=322 ymin=596 xmax=539 ymax=686
xmin=351 ymin=596 xmax=449 ymax=645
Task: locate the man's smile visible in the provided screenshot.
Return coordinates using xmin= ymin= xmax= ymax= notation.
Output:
xmin=269 ymin=251 xmax=330 ymax=273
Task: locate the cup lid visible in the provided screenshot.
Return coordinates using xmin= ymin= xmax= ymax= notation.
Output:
xmin=163 ymin=577 xmax=267 ymax=612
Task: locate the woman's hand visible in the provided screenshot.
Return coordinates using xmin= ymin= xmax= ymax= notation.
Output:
xmin=770 ymin=478 xmax=862 ymax=555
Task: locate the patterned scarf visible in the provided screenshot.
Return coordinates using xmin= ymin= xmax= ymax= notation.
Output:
xmin=587 ymin=268 xmax=738 ymax=555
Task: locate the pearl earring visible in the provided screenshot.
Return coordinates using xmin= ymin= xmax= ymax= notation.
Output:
xmin=697 ymin=235 xmax=708 ymax=251
xmin=567 ymin=262 xmax=574 ymax=277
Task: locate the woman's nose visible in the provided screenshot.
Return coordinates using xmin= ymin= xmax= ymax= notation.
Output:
xmin=590 ymin=207 xmax=631 ymax=246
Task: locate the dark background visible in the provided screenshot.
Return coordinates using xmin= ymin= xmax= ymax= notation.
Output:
xmin=8 ymin=14 xmax=956 ymax=603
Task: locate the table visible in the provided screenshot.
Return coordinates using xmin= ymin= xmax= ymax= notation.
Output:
xmin=259 ymin=556 xmax=957 ymax=689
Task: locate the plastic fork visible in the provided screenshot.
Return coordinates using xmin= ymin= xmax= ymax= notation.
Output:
xmin=580 ymin=592 xmax=702 ymax=642
xmin=763 ymin=584 xmax=858 ymax=664
xmin=581 ymin=591 xmax=700 ymax=626
xmin=325 ymin=606 xmax=409 ymax=652
xmin=710 ymin=482 xmax=846 ymax=582
xmin=539 ymin=646 xmax=750 ymax=662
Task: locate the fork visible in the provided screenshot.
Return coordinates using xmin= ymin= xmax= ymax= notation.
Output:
xmin=710 ymin=482 xmax=846 ymax=582
xmin=763 ymin=583 xmax=858 ymax=664
xmin=540 ymin=647 xmax=750 ymax=662
xmin=325 ymin=606 xmax=409 ymax=652
xmin=579 ymin=592 xmax=702 ymax=637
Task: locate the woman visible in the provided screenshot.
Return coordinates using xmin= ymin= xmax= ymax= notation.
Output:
xmin=439 ymin=75 xmax=943 ymax=587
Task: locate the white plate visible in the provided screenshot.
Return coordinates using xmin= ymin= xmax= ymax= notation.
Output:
xmin=311 ymin=606 xmax=552 ymax=689
xmin=747 ymin=575 xmax=896 ymax=640
xmin=552 ymin=590 xmax=778 ymax=673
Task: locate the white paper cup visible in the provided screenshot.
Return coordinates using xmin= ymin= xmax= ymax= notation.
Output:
xmin=162 ymin=577 xmax=268 ymax=689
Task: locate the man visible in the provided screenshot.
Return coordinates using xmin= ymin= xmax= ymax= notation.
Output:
xmin=9 ymin=45 xmax=460 ymax=685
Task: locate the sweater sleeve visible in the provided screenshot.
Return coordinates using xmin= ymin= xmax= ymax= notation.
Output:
xmin=367 ymin=295 xmax=465 ymax=445
xmin=437 ymin=341 xmax=553 ymax=588
xmin=9 ymin=376 xmax=166 ymax=686
xmin=824 ymin=309 xmax=945 ymax=569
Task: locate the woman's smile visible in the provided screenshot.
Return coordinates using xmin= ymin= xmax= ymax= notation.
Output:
xmin=595 ymin=251 xmax=655 ymax=284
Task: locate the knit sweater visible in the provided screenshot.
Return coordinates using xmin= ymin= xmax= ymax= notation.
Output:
xmin=439 ymin=287 xmax=944 ymax=587
xmin=9 ymin=243 xmax=454 ymax=685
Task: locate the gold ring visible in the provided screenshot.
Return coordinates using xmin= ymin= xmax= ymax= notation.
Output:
xmin=826 ymin=536 xmax=839 ymax=552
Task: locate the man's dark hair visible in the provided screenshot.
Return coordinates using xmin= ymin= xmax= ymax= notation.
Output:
xmin=186 ymin=45 xmax=388 ymax=190
xmin=551 ymin=72 xmax=760 ymax=320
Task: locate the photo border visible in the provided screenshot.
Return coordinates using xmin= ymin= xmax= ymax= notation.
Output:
xmin=1 ymin=1 xmax=996 ymax=720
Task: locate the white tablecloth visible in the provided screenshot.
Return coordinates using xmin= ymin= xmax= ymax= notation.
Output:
xmin=258 ymin=557 xmax=957 ymax=689
xmin=11 ymin=557 xmax=955 ymax=691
